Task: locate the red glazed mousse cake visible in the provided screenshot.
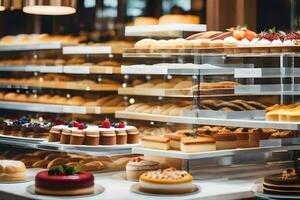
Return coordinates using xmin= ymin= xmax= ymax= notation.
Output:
xmin=35 ymin=165 xmax=94 ymax=196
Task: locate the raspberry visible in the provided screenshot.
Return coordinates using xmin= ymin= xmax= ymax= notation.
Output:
xmin=259 ymin=28 xmax=285 ymax=41
xmin=77 ymin=123 xmax=85 ymax=130
xmin=101 ymin=118 xmax=111 ymax=128
xmin=118 ymin=121 xmax=125 ymax=128
xmin=70 ymin=121 xmax=80 ymax=128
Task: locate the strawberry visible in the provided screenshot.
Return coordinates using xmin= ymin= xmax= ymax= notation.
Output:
xmin=101 ymin=118 xmax=111 ymax=128
xmin=285 ymin=31 xmax=300 ymax=40
xmin=258 ymin=28 xmax=285 ymax=41
xmin=118 ymin=121 xmax=125 ymax=128
xmin=70 ymin=120 xmax=80 ymax=128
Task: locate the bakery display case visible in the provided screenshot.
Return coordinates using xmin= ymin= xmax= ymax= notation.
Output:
xmin=1 ymin=1 xmax=300 ymax=199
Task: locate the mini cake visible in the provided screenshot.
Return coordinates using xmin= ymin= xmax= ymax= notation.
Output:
xmin=84 ymin=128 xmax=99 ymax=145
xmin=11 ymin=120 xmax=22 ymax=137
xmin=252 ymin=39 xmax=271 ymax=53
xmin=33 ymin=122 xmax=52 ymax=138
xmin=21 ymin=123 xmax=34 ymax=138
xmin=126 ymin=126 xmax=140 ymax=144
xmin=35 ymin=165 xmax=94 ymax=196
xmin=3 ymin=122 xmax=13 ymax=135
xmin=70 ymin=129 xmax=85 ymax=145
xmin=223 ymin=37 xmax=239 ymax=48
xmin=113 ymin=121 xmax=127 ymax=145
xmin=48 ymin=125 xmax=65 ymax=142
xmin=126 ymin=157 xmax=160 ymax=181
xmin=139 ymin=168 xmax=194 ymax=194
xmin=213 ymin=128 xmax=237 ymax=150
xmin=165 ymin=132 xmax=186 ymax=150
xmin=180 ymin=136 xmax=216 ymax=153
xmin=60 ymin=127 xmax=73 ymax=144
xmin=141 ymin=136 xmax=170 ymax=150
xmin=99 ymin=119 xmax=116 ymax=145
xmin=234 ymin=128 xmax=251 ymax=148
xmin=248 ymin=128 xmax=275 ymax=147
xmin=0 ymin=160 xmax=26 ymax=181
xmin=263 ymin=169 xmax=300 ymax=195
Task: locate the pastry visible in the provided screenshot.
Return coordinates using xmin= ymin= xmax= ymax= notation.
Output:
xmin=180 ymin=136 xmax=216 ymax=153
xmin=126 ymin=126 xmax=140 ymax=144
xmin=21 ymin=123 xmax=34 ymax=138
xmin=32 ymin=122 xmax=52 ymax=138
xmin=60 ymin=127 xmax=73 ymax=144
xmin=84 ymin=128 xmax=99 ymax=145
xmin=32 ymin=160 xmax=50 ymax=168
xmin=0 ymin=160 xmax=26 ymax=181
xmin=70 ymin=129 xmax=85 ymax=145
xmin=141 ymin=136 xmax=170 ymax=150
xmin=139 ymin=168 xmax=194 ymax=194
xmin=213 ymin=128 xmax=237 ymax=150
xmin=165 ymin=132 xmax=186 ymax=150
xmin=35 ymin=165 xmax=94 ymax=196
xmin=47 ymin=158 xmax=70 ymax=169
xmin=99 ymin=129 xmax=116 ymax=145
xmin=81 ymin=161 xmax=105 ymax=172
xmin=248 ymin=128 xmax=274 ymax=147
xmin=134 ymin=17 xmax=158 ymax=26
xmin=263 ymin=169 xmax=300 ymax=195
xmin=115 ymin=126 xmax=127 ymax=145
xmin=158 ymin=14 xmax=200 ymax=24
xmin=48 ymin=125 xmax=65 ymax=142
xmin=126 ymin=157 xmax=160 ymax=181
xmin=134 ymin=39 xmax=156 ymax=49
xmin=234 ymin=128 xmax=251 ymax=148
xmin=270 ymin=131 xmax=295 ymax=138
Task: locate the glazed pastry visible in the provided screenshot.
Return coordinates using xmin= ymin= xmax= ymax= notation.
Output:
xmin=126 ymin=157 xmax=160 ymax=181
xmin=248 ymin=128 xmax=274 ymax=147
xmin=165 ymin=132 xmax=186 ymax=150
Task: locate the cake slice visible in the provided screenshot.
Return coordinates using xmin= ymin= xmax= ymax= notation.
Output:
xmin=180 ymin=136 xmax=216 ymax=153
xmin=141 ymin=136 xmax=170 ymax=150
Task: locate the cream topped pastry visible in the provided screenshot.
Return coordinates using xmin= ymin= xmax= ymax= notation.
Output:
xmin=271 ymin=39 xmax=283 ymax=46
xmin=255 ymin=39 xmax=271 ymax=46
xmin=126 ymin=157 xmax=160 ymax=181
xmin=238 ymin=38 xmax=250 ymax=47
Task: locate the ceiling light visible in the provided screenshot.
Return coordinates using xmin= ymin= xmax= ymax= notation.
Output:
xmin=23 ymin=0 xmax=76 ymax=15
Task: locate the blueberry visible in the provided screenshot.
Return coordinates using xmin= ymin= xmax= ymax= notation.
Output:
xmin=68 ymin=124 xmax=73 ymax=128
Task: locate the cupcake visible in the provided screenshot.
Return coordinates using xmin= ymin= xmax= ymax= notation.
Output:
xmin=114 ymin=122 xmax=127 ymax=145
xmin=21 ymin=123 xmax=34 ymax=138
xmin=11 ymin=120 xmax=22 ymax=137
xmin=0 ymin=119 xmax=5 ymax=135
xmin=126 ymin=126 xmax=140 ymax=144
xmin=48 ymin=125 xmax=65 ymax=142
xmin=126 ymin=157 xmax=160 ymax=181
xmin=70 ymin=128 xmax=85 ymax=145
xmin=84 ymin=128 xmax=99 ymax=145
xmin=3 ymin=122 xmax=13 ymax=135
xmin=33 ymin=122 xmax=52 ymax=138
xmin=60 ymin=127 xmax=73 ymax=144
xmin=100 ymin=129 xmax=116 ymax=145
xmin=99 ymin=119 xmax=116 ymax=145
xmin=234 ymin=128 xmax=251 ymax=148
xmin=213 ymin=128 xmax=237 ymax=150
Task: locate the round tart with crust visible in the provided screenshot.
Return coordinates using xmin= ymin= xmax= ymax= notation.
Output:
xmin=139 ymin=168 xmax=194 ymax=194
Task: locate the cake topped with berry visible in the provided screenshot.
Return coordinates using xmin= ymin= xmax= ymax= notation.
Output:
xmin=35 ymin=165 xmax=95 ymax=196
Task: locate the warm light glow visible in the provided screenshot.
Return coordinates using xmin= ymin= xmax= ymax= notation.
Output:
xmin=0 ymin=6 xmax=5 ymax=11
xmin=23 ymin=5 xmax=76 ymax=15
